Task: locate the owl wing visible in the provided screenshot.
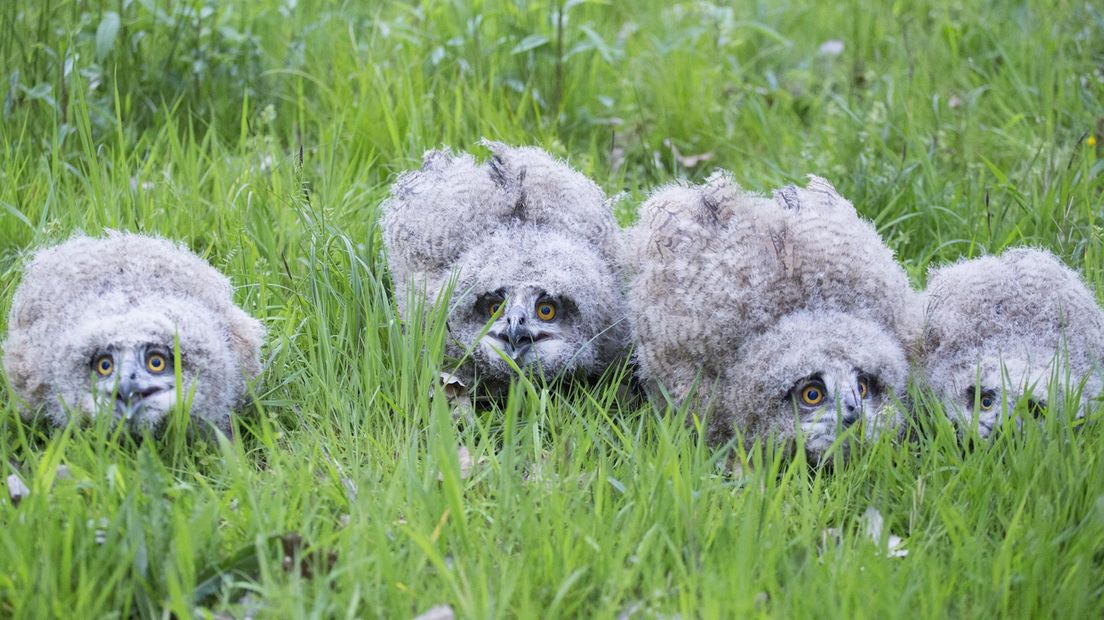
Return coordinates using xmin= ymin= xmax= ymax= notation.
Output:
xmin=626 ymin=172 xmax=774 ymax=401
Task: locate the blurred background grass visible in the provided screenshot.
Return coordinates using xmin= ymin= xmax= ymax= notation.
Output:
xmin=0 ymin=0 xmax=1102 ymax=617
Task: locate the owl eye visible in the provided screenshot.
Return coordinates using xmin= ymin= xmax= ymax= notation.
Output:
xmin=536 ymin=301 xmax=557 ymax=321
xmin=93 ymin=355 xmax=114 ymax=377
xmin=858 ymin=378 xmax=869 ymax=399
xmin=146 ymin=352 xmax=168 ymax=374
xmin=979 ymin=394 xmax=997 ymax=411
xmin=800 ymin=383 xmax=825 ymax=406
xmin=488 ymin=301 xmax=503 ymax=317
xmin=1027 ymin=399 xmax=1046 ymax=419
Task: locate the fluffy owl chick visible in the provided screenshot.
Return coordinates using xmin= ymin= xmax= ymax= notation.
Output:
xmin=627 ymin=172 xmax=914 ymax=460
xmin=3 ymin=232 xmax=266 ymax=432
xmin=919 ymin=248 xmax=1104 ymax=437
xmin=381 ymin=141 xmax=627 ymax=393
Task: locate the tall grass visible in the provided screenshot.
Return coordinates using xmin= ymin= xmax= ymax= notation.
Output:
xmin=1 ymin=0 xmax=1102 ymax=617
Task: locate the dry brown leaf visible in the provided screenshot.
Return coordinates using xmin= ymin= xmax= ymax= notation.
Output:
xmin=279 ymin=533 xmax=339 ymax=579
xmin=663 ymin=138 xmax=714 ymax=169
xmin=438 ymin=446 xmax=484 ymax=481
xmin=457 ymin=446 xmax=475 ymax=479
xmin=438 ymin=372 xmax=474 ymax=422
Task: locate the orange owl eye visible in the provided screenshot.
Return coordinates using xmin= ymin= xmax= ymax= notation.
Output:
xmin=536 ymin=301 xmax=556 ymax=321
xmin=146 ymin=352 xmax=167 ymax=374
xmin=801 ymin=384 xmax=825 ymax=406
xmin=94 ymin=355 xmax=114 ymax=377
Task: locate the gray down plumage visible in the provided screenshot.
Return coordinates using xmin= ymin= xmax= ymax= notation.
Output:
xmin=627 ymin=172 xmax=915 ymax=457
xmin=381 ymin=141 xmax=628 ymax=391
xmin=918 ymin=248 xmax=1104 ymax=435
xmin=2 ymin=232 xmax=266 ymax=432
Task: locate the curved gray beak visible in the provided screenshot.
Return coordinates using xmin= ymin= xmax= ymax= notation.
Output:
xmin=114 ymin=360 xmax=164 ymax=419
xmin=503 ymin=309 xmax=534 ymax=359
xmin=841 ymin=390 xmax=861 ymax=426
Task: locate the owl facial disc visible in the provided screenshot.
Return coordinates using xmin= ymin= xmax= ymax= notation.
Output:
xmin=91 ymin=343 xmax=177 ymax=422
xmin=478 ymin=287 xmax=567 ymax=367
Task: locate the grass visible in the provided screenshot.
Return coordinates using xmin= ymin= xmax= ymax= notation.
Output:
xmin=1 ymin=0 xmax=1103 ymax=616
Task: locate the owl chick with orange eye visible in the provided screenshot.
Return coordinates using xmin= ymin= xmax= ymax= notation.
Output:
xmin=2 ymin=232 xmax=265 ymax=433
xmin=382 ymin=141 xmax=628 ymax=395
xmin=626 ymin=173 xmax=916 ymax=463
xmin=918 ymin=248 xmax=1104 ymax=438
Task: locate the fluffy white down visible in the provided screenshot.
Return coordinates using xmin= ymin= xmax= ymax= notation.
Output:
xmin=2 ymin=231 xmax=266 ymax=431
xmin=918 ymin=247 xmax=1104 ymax=433
xmin=626 ymin=172 xmax=916 ymax=455
xmin=380 ymin=141 xmax=628 ymax=391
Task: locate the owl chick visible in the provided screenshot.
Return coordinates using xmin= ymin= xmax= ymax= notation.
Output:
xmin=626 ymin=172 xmax=916 ymax=461
xmin=918 ymin=248 xmax=1104 ymax=437
xmin=2 ymin=232 xmax=266 ymax=433
xmin=381 ymin=141 xmax=627 ymax=394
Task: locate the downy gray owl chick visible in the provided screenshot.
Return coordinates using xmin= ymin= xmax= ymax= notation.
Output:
xmin=626 ymin=172 xmax=916 ymax=460
xmin=381 ymin=141 xmax=627 ymax=394
xmin=2 ymin=232 xmax=266 ymax=432
xmin=919 ymin=248 xmax=1104 ymax=437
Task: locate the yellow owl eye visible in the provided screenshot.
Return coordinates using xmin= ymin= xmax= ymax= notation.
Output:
xmin=536 ymin=301 xmax=556 ymax=321
xmin=858 ymin=378 xmax=869 ymax=399
xmin=489 ymin=301 xmax=502 ymax=317
xmin=801 ymin=384 xmax=825 ymax=406
xmin=94 ymin=355 xmax=114 ymax=377
xmin=146 ymin=353 xmax=167 ymax=374
xmin=979 ymin=394 xmax=996 ymax=411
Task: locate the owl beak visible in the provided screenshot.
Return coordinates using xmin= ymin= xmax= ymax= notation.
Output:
xmin=841 ymin=390 xmax=861 ymax=427
xmin=505 ymin=317 xmax=534 ymax=358
xmin=116 ymin=374 xmax=166 ymax=419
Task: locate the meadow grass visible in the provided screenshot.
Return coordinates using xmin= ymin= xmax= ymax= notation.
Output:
xmin=1 ymin=0 xmax=1103 ymax=617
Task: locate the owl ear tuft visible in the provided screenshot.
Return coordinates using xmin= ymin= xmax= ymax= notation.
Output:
xmin=773 ymin=184 xmax=802 ymax=212
xmin=483 ymin=140 xmax=527 ymax=216
xmin=420 ymin=148 xmax=456 ymax=171
xmin=694 ymin=170 xmax=741 ymax=227
xmin=804 ymin=175 xmax=843 ymax=200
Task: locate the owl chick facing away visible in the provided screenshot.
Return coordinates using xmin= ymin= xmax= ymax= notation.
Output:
xmin=2 ymin=232 xmax=266 ymax=433
xmin=919 ymin=248 xmax=1104 ymax=437
xmin=381 ymin=141 xmax=628 ymax=395
xmin=626 ymin=172 xmax=916 ymax=461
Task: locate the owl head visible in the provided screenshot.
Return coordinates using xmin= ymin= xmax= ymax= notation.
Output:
xmin=446 ymin=226 xmax=626 ymax=389
xmin=40 ymin=297 xmax=250 ymax=430
xmin=920 ymin=248 xmax=1104 ymax=436
xmin=714 ymin=311 xmax=908 ymax=461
